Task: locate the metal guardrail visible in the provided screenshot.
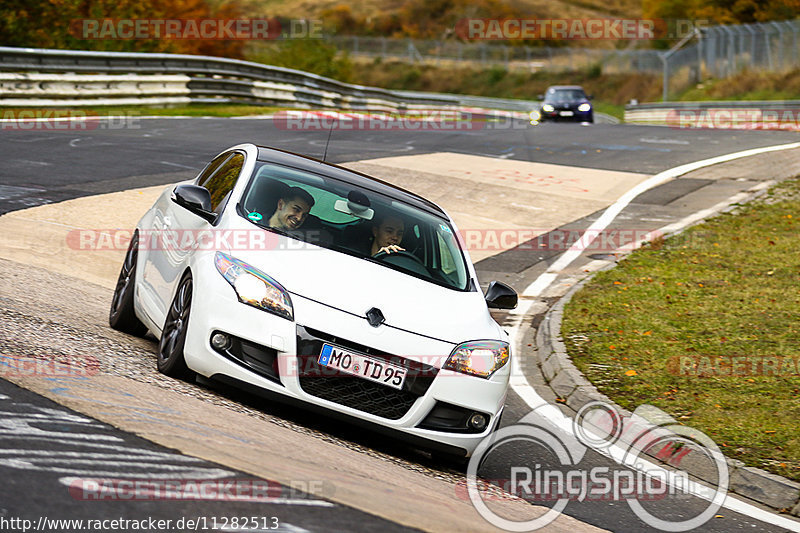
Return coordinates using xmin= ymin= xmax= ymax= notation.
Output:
xmin=0 ymin=46 xmax=626 ymax=123
xmin=0 ymin=46 xmax=540 ymax=115
xmin=625 ymin=100 xmax=800 ymax=129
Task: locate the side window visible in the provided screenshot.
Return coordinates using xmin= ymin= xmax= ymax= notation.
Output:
xmin=436 ymin=232 xmax=457 ymax=275
xmin=196 ymin=153 xmax=230 ymax=185
xmin=201 ymin=153 xmax=245 ymax=213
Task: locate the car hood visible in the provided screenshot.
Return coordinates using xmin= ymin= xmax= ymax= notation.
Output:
xmin=223 ymin=225 xmax=502 ymax=345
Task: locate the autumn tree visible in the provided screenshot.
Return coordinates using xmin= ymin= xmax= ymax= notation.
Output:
xmin=0 ymin=0 xmax=249 ymax=58
xmin=643 ymin=0 xmax=800 ymax=24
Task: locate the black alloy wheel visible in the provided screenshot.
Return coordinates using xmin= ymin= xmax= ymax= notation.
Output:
xmin=109 ymin=230 xmax=148 ymax=336
xmin=157 ymin=274 xmax=195 ymax=379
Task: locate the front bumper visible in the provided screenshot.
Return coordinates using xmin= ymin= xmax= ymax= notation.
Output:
xmin=182 ymin=258 xmax=510 ymax=457
xmin=541 ymin=108 xmax=593 ymax=122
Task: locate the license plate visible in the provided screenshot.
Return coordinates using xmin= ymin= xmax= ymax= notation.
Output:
xmin=559 ymin=110 xmax=574 ymax=116
xmin=318 ymin=344 xmax=407 ymax=390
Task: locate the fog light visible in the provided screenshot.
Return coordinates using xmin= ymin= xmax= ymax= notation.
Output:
xmin=468 ymin=413 xmax=488 ymax=431
xmin=211 ymin=332 xmax=230 ymax=350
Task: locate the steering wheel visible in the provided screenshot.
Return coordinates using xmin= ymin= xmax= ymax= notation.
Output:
xmin=373 ymin=250 xmax=429 ymax=276
xmin=373 ymin=250 xmax=424 ymax=265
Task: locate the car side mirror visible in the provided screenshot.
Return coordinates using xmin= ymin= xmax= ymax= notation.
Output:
xmin=537 ymin=94 xmax=544 ymax=100
xmin=485 ymin=281 xmax=518 ymax=309
xmin=173 ymin=184 xmax=218 ymax=223
xmin=588 ymin=94 xmax=594 ymax=100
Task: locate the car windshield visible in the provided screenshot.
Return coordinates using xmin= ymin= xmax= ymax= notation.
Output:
xmin=546 ymin=89 xmax=587 ymax=102
xmin=239 ymin=162 xmax=470 ymax=291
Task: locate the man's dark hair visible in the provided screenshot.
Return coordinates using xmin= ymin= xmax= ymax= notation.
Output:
xmin=372 ymin=212 xmax=404 ymax=228
xmin=281 ymin=186 xmax=315 ymax=209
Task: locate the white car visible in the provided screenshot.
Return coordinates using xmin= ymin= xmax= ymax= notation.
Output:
xmin=109 ymin=143 xmax=518 ymax=460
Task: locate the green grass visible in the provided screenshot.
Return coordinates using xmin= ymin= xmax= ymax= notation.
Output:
xmin=562 ymin=178 xmax=800 ymax=483
xmin=592 ymin=102 xmax=625 ymax=121
xmin=676 ymin=69 xmax=800 ymax=102
xmin=678 ymin=85 xmax=800 ymax=102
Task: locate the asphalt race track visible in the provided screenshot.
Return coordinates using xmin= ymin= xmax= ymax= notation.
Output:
xmin=1 ymin=117 xmax=800 ymax=533
xmin=1 ymin=118 xmax=798 ymax=214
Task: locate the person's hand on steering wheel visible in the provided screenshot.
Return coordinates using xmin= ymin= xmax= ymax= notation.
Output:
xmin=375 ymin=244 xmax=405 ymax=255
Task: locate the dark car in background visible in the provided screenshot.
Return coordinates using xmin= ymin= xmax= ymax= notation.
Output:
xmin=538 ymin=85 xmax=593 ymax=123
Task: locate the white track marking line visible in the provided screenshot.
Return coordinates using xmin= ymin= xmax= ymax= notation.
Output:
xmin=508 ymin=141 xmax=800 ymax=531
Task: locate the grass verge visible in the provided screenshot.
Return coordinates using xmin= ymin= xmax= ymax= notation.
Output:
xmin=561 ymin=177 xmax=800 ymax=483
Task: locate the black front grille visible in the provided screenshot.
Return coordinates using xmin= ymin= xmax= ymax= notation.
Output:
xmin=298 ymin=375 xmax=418 ymax=420
xmin=295 ymin=325 xmax=438 ymax=420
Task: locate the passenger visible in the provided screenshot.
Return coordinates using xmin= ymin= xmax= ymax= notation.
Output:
xmin=268 ymin=187 xmax=315 ymax=231
xmin=370 ymin=214 xmax=405 ymax=256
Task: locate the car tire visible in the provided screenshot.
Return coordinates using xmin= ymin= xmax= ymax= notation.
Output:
xmin=109 ymin=230 xmax=148 ymax=337
xmin=157 ymin=273 xmax=196 ymax=380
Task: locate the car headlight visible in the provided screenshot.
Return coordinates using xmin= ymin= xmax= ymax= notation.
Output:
xmin=444 ymin=340 xmax=510 ymax=378
xmin=214 ymin=252 xmax=293 ymax=321
xmin=542 ymin=104 xmax=555 ymax=113
xmin=578 ymin=103 xmax=591 ymax=112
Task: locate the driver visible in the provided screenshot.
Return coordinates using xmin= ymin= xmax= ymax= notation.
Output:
xmin=371 ymin=214 xmax=405 ymax=256
xmin=268 ymin=187 xmax=315 ymax=231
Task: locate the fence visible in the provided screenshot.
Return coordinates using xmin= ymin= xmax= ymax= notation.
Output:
xmin=660 ymin=19 xmax=800 ymax=100
xmin=328 ymin=36 xmax=662 ymax=74
xmin=327 ymin=20 xmax=800 ymax=101
xmin=703 ymin=20 xmax=800 ymax=78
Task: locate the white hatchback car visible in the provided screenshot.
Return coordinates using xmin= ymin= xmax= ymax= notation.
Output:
xmin=110 ymin=143 xmax=517 ymax=459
